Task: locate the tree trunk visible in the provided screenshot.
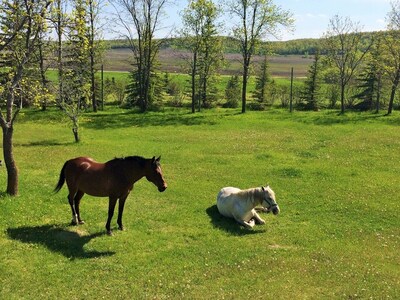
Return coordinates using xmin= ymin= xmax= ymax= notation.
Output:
xmin=376 ymin=74 xmax=381 ymax=113
xmin=72 ymin=116 xmax=79 ymax=143
xmin=2 ymin=125 xmax=18 ymax=195
xmin=91 ymin=57 xmax=97 ymax=112
xmin=340 ymin=82 xmax=345 ymax=114
xmin=89 ymin=0 xmax=97 ymax=113
xmin=242 ymin=62 xmax=249 ymax=113
xmin=191 ymin=52 xmax=197 ymax=114
xmin=38 ymin=39 xmax=47 ymax=111
xmin=388 ymin=70 xmax=400 ymax=115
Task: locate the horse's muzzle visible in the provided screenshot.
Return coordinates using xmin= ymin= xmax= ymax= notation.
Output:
xmin=158 ymin=184 xmax=167 ymax=192
xmin=272 ymin=206 xmax=280 ymax=215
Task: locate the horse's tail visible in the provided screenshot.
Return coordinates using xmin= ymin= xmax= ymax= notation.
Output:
xmin=54 ymin=162 xmax=67 ymax=193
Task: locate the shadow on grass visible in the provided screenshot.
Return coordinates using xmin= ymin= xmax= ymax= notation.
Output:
xmin=82 ymin=110 xmax=233 ymax=130
xmin=206 ymin=205 xmax=265 ymax=236
xmin=17 ymin=139 xmax=76 ymax=147
xmin=290 ymin=110 xmax=400 ymax=126
xmin=7 ymin=224 xmax=115 ymax=259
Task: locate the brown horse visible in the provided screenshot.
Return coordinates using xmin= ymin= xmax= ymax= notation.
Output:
xmin=54 ymin=156 xmax=167 ymax=235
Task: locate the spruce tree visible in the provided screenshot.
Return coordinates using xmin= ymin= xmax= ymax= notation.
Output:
xmin=224 ymin=75 xmax=241 ymax=108
xmin=253 ymin=55 xmax=271 ymax=103
xmin=300 ymin=50 xmax=321 ymax=110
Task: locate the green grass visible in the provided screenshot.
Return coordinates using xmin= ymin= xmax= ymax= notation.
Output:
xmin=1 ymin=107 xmax=399 ymax=299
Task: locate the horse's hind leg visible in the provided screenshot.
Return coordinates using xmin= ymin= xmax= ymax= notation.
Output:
xmin=68 ymin=192 xmax=79 ymax=225
xmin=74 ymin=190 xmax=85 ymax=224
xmin=106 ymin=197 xmax=118 ymax=235
xmin=233 ymin=215 xmax=255 ymax=229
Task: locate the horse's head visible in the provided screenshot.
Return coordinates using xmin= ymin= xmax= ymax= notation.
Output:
xmin=145 ymin=156 xmax=167 ymax=192
xmin=261 ymin=186 xmax=280 ymax=215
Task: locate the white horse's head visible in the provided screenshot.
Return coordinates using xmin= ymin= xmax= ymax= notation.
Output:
xmin=261 ymin=186 xmax=280 ymax=215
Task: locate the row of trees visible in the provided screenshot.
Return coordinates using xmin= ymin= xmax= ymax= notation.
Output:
xmin=109 ymin=0 xmax=293 ymax=114
xmin=0 ymin=0 xmax=104 ymax=195
xmin=299 ymin=6 xmax=400 ymax=115
xmin=1 ymin=0 xmax=400 ymax=196
xmin=108 ymin=0 xmax=400 ymax=116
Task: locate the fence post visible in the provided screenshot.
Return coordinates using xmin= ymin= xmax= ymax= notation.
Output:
xmin=101 ymin=64 xmax=104 ymax=110
xmin=290 ymin=67 xmax=294 ymax=113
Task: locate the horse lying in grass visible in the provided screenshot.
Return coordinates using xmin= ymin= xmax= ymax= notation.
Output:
xmin=217 ymin=185 xmax=279 ymax=228
xmin=54 ymin=156 xmax=167 ymax=235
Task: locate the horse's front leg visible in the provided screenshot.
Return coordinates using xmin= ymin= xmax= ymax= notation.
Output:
xmin=252 ymin=209 xmax=265 ymax=225
xmin=117 ymin=195 xmax=128 ymax=231
xmin=106 ymin=197 xmax=118 ymax=235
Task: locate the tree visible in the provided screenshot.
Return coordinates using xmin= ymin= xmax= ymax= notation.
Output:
xmin=227 ymin=0 xmax=293 ymax=113
xmin=49 ymin=0 xmax=69 ymax=107
xmin=384 ymin=1 xmax=400 ymax=114
xmin=60 ymin=0 xmax=94 ymax=142
xmin=112 ymin=0 xmax=169 ymax=112
xmin=300 ymin=50 xmax=322 ymax=110
xmin=87 ymin=0 xmax=106 ymax=112
xmin=352 ymin=37 xmax=384 ymax=111
xmin=0 ymin=0 xmax=52 ymax=195
xmin=253 ymin=54 xmax=271 ymax=103
xmin=324 ymin=15 xmax=373 ymax=114
xmin=37 ymin=29 xmax=52 ymax=111
xmin=224 ymin=75 xmax=241 ymax=108
xmin=180 ymin=0 xmax=223 ymax=112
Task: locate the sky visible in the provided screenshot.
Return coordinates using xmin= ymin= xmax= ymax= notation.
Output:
xmin=273 ymin=0 xmax=393 ymax=40
xmin=134 ymin=0 xmax=394 ymax=41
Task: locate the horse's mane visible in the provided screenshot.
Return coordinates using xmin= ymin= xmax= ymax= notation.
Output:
xmin=237 ymin=187 xmax=264 ymax=204
xmin=109 ymin=156 xmax=147 ymax=168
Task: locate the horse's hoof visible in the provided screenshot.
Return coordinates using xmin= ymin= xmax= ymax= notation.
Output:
xmin=78 ymin=220 xmax=85 ymax=225
xmin=70 ymin=220 xmax=78 ymax=226
xmin=107 ymin=230 xmax=113 ymax=236
xmin=118 ymin=226 xmax=124 ymax=231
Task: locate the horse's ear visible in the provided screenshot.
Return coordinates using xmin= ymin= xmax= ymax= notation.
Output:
xmin=156 ymin=156 xmax=161 ymax=162
xmin=262 ymin=186 xmax=265 ymax=191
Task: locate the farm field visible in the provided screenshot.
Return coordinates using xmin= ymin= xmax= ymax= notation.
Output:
xmin=103 ymin=48 xmax=312 ymax=77
xmin=0 ymin=107 xmax=399 ymax=299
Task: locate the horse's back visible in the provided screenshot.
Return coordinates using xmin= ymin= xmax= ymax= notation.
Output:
xmin=64 ymin=157 xmax=110 ymax=196
xmin=216 ymin=187 xmax=241 ymax=218
xmin=67 ymin=156 xmax=97 ymax=167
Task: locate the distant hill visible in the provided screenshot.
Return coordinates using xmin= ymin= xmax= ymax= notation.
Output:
xmin=105 ymin=31 xmax=382 ymax=56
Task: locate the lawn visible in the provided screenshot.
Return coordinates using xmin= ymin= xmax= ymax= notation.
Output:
xmin=0 ymin=107 xmax=399 ymax=299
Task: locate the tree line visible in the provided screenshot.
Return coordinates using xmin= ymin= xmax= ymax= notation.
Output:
xmin=1 ymin=0 xmax=400 ymax=196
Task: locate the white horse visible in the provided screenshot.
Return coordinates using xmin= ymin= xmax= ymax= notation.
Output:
xmin=216 ymin=185 xmax=280 ymax=228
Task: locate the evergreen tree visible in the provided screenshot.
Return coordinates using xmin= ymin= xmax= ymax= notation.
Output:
xmin=353 ymin=36 xmax=384 ymax=111
xmin=352 ymin=63 xmax=378 ymax=110
xmin=224 ymin=75 xmax=241 ymax=108
xmin=253 ymin=55 xmax=271 ymax=103
xmin=300 ymin=50 xmax=321 ymax=110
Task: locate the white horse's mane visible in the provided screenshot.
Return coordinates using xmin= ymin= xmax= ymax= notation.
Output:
xmin=236 ymin=187 xmax=263 ymax=205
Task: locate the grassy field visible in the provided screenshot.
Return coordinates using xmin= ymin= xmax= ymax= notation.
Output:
xmin=0 ymin=107 xmax=399 ymax=299
xmin=104 ymin=48 xmax=312 ymax=77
